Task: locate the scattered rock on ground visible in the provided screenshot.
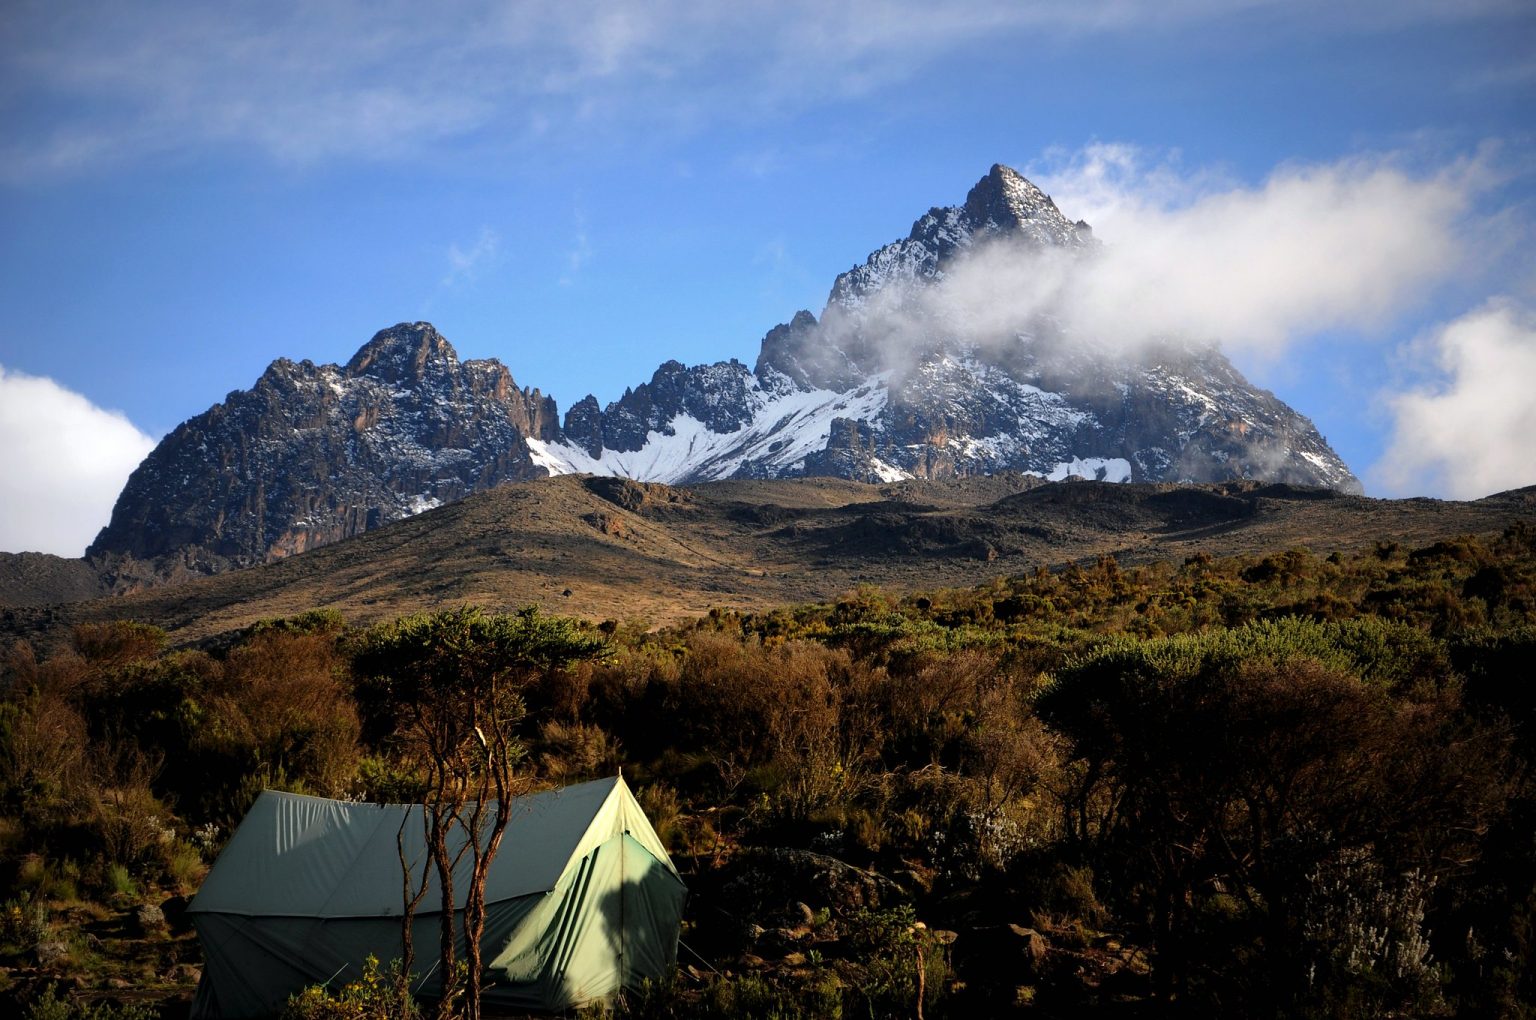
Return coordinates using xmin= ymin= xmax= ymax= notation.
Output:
xmin=756 ymin=927 xmax=810 ymax=957
xmin=165 ymin=962 xmax=202 ymax=984
xmin=955 ymin=923 xmax=1051 ymax=981
xmin=133 ymin=904 xmax=167 ymax=935
xmin=34 ymin=940 xmax=70 ymax=966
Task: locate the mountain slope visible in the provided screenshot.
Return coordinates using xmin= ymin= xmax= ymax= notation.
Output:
xmin=10 ymin=476 xmax=1531 ymax=647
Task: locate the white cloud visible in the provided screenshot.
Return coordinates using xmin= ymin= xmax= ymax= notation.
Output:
xmin=0 ymin=367 xmax=157 ymax=557
xmin=1374 ymin=299 xmax=1536 ymax=499
xmin=1041 ymin=149 xmax=1485 ymax=357
xmin=443 ymin=226 xmax=500 ymax=287
xmin=1026 ymin=143 xmax=1237 ymax=232
xmin=838 ymin=147 xmax=1490 ymax=367
xmin=809 ymin=145 xmax=1528 ymax=495
xmin=559 ymin=210 xmax=592 ymax=287
xmin=1 ymin=1 xmax=1526 ymax=174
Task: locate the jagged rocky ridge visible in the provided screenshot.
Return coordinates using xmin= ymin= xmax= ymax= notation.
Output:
xmin=90 ymin=163 xmax=1359 ymax=576
xmin=88 ymin=326 xmax=558 ymax=578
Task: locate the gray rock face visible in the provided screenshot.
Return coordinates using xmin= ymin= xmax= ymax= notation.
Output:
xmin=89 ymin=323 xmax=558 ymax=577
xmin=562 ymin=395 xmax=605 ymax=458
xmin=576 ymin=359 xmax=759 ymax=454
xmin=826 ymin=163 xmax=1091 ymax=319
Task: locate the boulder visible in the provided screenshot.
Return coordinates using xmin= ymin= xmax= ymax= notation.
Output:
xmin=132 ymin=903 xmax=167 ymax=935
xmin=34 ymin=940 xmax=70 ymax=967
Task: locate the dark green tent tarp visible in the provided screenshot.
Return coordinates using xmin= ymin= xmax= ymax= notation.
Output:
xmin=188 ymin=775 xmax=685 ymax=1017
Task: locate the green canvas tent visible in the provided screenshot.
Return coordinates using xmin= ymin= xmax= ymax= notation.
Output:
xmin=188 ymin=775 xmax=685 ymax=1018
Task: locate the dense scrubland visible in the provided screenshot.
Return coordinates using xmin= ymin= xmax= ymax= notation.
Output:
xmin=2 ymin=522 xmax=1534 ymax=1018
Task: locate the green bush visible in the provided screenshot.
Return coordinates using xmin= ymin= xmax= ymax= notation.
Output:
xmin=1 ymin=897 xmax=48 ymax=951
xmin=282 ymin=955 xmax=419 ymax=1020
xmin=635 ymin=783 xmax=684 ymax=853
xmin=101 ymin=863 xmax=135 ymax=901
xmin=843 ymin=905 xmax=949 ymax=1020
xmin=352 ymin=756 xmax=427 ymax=804
xmin=24 ymin=984 xmax=159 ymax=1020
xmin=164 ymin=840 xmax=204 ymax=892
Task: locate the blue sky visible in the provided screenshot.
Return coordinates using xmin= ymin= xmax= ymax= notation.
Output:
xmin=1 ymin=1 xmax=1533 ymax=555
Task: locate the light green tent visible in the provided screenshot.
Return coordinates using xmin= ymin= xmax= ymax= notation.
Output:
xmin=188 ymin=775 xmax=685 ymax=1018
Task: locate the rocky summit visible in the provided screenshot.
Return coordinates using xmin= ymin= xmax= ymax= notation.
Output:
xmin=88 ymin=323 xmax=558 ymax=580
xmin=89 ymin=163 xmax=1359 ymax=579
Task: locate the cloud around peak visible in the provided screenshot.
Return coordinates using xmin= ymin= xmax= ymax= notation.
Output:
xmin=1027 ymin=145 xmax=1492 ymax=357
xmin=834 ymin=147 xmax=1490 ymax=362
xmin=1025 ymin=145 xmax=1532 ymax=498
xmin=818 ymin=144 xmax=1526 ymax=498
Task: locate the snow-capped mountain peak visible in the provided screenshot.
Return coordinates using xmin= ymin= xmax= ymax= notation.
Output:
xmin=962 ymin=163 xmax=1081 ymax=240
xmin=90 ymin=164 xmax=1359 ymax=579
xmin=535 ymin=164 xmax=1354 ymax=497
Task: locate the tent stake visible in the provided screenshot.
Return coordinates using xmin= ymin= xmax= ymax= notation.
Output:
xmin=679 ymin=938 xmax=723 ymax=977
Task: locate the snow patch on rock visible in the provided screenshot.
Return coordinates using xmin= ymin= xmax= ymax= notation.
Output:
xmin=532 ymin=377 xmax=893 ymax=483
xmin=1045 ymin=457 xmax=1133 ymax=483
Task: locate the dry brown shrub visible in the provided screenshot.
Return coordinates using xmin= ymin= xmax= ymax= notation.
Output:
xmin=92 ymin=742 xmax=171 ymax=871
xmin=963 ymin=689 xmax=1062 ymax=815
xmin=72 ymin=620 xmax=166 ymax=667
xmin=1 ymin=691 xmax=89 ymax=799
xmin=589 ymin=643 xmax=681 ymax=700
xmin=643 ymin=634 xmax=831 ymax=812
xmin=884 ymin=648 xmax=1005 ymax=763
xmin=537 ymin=720 xmax=622 ymax=782
xmin=634 ymin=782 xmax=685 ymax=851
xmin=760 ymin=643 xmax=847 ymax=818
xmin=680 ymin=636 xmax=887 ymax=819
xmin=34 ymin=651 xmax=89 ymax=700
xmin=533 ymin=660 xmax=594 ymax=721
xmin=218 ymin=629 xmax=360 ymax=795
xmin=1 ymin=640 xmax=38 ymax=693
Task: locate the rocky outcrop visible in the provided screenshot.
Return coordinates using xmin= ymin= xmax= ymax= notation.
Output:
xmin=89 ymin=323 xmax=557 ymax=577
xmin=579 ymin=359 xmax=759 ymax=454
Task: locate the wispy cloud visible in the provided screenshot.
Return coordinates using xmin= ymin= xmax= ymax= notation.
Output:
xmin=2 ymin=1 xmax=1527 ymax=176
xmin=1025 ymin=143 xmax=1534 ymax=497
xmin=559 ymin=210 xmax=592 ymax=287
xmin=733 ymin=148 xmax=787 ymax=179
xmin=1025 ymin=145 xmax=1495 ymax=358
xmin=0 ymin=367 xmax=157 ymax=556
xmin=442 ymin=226 xmax=500 ymax=288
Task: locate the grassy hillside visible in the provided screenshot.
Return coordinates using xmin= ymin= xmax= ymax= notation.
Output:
xmin=4 ymin=476 xmax=1532 ymax=651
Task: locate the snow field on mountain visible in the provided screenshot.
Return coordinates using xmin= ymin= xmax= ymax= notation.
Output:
xmin=529 ymin=377 xmax=893 ymax=483
xmin=1046 ymin=457 xmax=1133 ymax=483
